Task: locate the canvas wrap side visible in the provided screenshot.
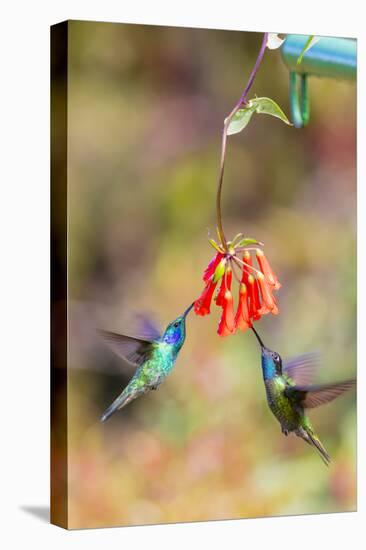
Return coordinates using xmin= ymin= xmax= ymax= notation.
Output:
xmin=51 ymin=20 xmax=69 ymax=530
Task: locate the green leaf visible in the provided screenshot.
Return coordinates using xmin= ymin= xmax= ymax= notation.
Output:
xmin=296 ymin=35 xmax=321 ymax=65
xmin=208 ymin=238 xmax=223 ymax=253
xmin=226 ymin=106 xmax=256 ymax=135
xmin=230 ymin=233 xmax=245 ymax=245
xmin=250 ymin=97 xmax=291 ymax=125
xmin=226 ymin=97 xmax=291 ymax=136
xmin=213 ymin=258 xmax=227 ymax=283
xmin=236 ymin=237 xmax=261 ymax=247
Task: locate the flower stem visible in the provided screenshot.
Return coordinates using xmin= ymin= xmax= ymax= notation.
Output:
xmin=238 ymin=32 xmax=269 ymax=106
xmin=216 ymin=119 xmax=230 ymax=250
xmin=234 ymin=255 xmax=263 ymax=277
xmin=215 ymin=32 xmax=269 ymax=251
xmin=230 ymin=259 xmax=242 ymax=284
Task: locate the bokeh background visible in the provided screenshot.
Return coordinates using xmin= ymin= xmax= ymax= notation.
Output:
xmin=64 ymin=21 xmax=356 ymax=528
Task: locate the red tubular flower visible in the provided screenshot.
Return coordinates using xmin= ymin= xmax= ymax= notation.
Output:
xmin=240 ymin=250 xmax=253 ymax=284
xmin=203 ymin=252 xmax=224 ymax=283
xmin=226 ymin=266 xmax=233 ymax=289
xmin=256 ymin=249 xmax=281 ymax=290
xmin=195 ymin=252 xmax=225 ymax=315
xmin=247 ymin=274 xmax=262 ymax=321
xmin=215 ymin=275 xmax=226 ymax=307
xmin=194 ymin=234 xmax=282 ymax=336
xmin=194 ymin=279 xmax=217 ymax=316
xmin=217 ymin=290 xmax=236 ymax=337
xmin=235 ymin=283 xmax=251 ymax=331
xmin=257 ymin=272 xmax=278 ymax=315
xmin=215 ymin=267 xmax=232 ymax=307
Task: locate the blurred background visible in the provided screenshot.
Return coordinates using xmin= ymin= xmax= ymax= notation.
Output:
xmin=62 ymin=21 xmax=356 ymax=528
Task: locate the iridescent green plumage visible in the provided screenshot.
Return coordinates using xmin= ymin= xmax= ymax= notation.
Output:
xmin=100 ymin=303 xmax=193 ymax=422
xmin=252 ymin=327 xmax=356 ymax=465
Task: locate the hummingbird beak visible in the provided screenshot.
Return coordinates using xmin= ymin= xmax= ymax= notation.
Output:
xmin=182 ymin=302 xmax=194 ymax=318
xmin=251 ymin=326 xmax=266 ymax=349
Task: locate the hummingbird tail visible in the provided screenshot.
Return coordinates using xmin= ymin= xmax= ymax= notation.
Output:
xmin=100 ymin=391 xmax=133 ymax=423
xmin=299 ymin=428 xmax=331 ymax=466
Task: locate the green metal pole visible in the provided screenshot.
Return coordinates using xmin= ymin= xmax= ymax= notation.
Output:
xmin=281 ymin=35 xmax=356 ymax=80
xmin=289 ymin=71 xmax=303 ymax=128
xmin=281 ymin=35 xmax=356 ymax=127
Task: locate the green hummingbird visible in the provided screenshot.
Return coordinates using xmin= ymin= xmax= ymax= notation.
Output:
xmin=99 ymin=303 xmax=194 ymax=422
xmin=251 ymin=326 xmax=356 ymax=465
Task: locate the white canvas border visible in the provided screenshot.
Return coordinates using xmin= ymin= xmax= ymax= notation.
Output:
xmin=0 ymin=1 xmax=363 ymax=548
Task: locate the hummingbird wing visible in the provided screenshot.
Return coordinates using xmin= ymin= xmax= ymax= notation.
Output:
xmin=285 ymin=379 xmax=356 ymax=409
xmin=283 ymin=353 xmax=321 ymax=385
xmin=99 ymin=330 xmax=157 ymax=367
xmin=132 ymin=313 xmax=162 ymax=341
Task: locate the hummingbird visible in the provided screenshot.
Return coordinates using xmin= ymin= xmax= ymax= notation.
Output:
xmin=99 ymin=303 xmax=194 ymax=422
xmin=251 ymin=326 xmax=356 ymax=465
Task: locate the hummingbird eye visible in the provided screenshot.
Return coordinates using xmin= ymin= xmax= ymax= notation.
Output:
xmin=173 ymin=321 xmax=180 ymax=328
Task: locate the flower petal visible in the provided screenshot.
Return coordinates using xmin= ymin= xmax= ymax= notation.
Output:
xmin=215 ymin=273 xmax=227 ymax=307
xmin=257 ymin=272 xmax=278 ymax=314
xmin=256 ymin=249 xmax=281 ymax=290
xmin=218 ymin=290 xmax=236 ymax=337
xmin=203 ymin=252 xmax=224 ymax=283
xmin=235 ymin=283 xmax=251 ymax=331
xmin=226 ymin=266 xmax=232 ymax=290
xmin=240 ymin=250 xmax=253 ymax=284
xmin=247 ymin=275 xmax=262 ymax=321
xmin=194 ymin=281 xmax=217 ymax=316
